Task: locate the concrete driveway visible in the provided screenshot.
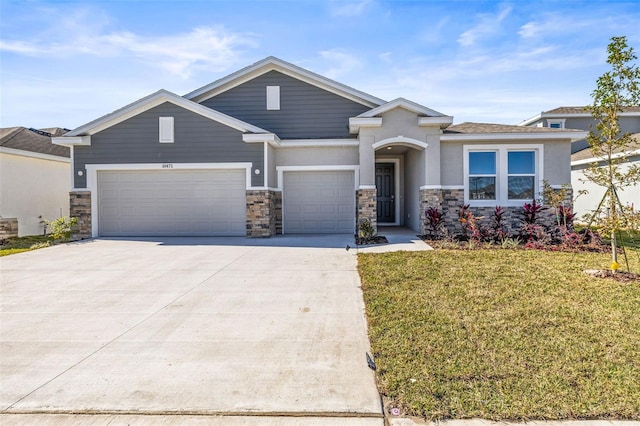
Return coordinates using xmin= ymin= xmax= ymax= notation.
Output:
xmin=1 ymin=236 xmax=384 ymax=424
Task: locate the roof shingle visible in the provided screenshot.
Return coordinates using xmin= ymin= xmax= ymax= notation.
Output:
xmin=0 ymin=127 xmax=70 ymax=158
xmin=446 ymin=122 xmax=585 ymax=134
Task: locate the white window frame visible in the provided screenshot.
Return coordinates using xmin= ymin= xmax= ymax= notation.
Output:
xmin=463 ymin=144 xmax=544 ymax=207
xmin=467 ymin=150 xmax=497 ymax=201
xmin=159 ymin=117 xmax=174 ymax=143
xmin=266 ymin=86 xmax=280 ymax=111
xmin=547 ymin=119 xmax=566 ymax=129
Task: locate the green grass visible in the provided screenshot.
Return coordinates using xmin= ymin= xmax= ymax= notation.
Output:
xmin=0 ymin=235 xmax=52 ymax=257
xmin=358 ymin=249 xmax=640 ymax=421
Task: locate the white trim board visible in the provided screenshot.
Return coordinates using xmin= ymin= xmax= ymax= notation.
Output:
xmin=375 ymin=158 xmax=401 ymax=226
xmin=275 ymin=165 xmax=360 ymax=191
xmin=61 ymin=90 xmax=270 ymax=138
xmin=184 ymin=56 xmax=385 ymax=107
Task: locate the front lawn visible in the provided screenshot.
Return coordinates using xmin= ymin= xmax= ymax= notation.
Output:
xmin=0 ymin=235 xmax=51 ymax=256
xmin=358 ymin=249 xmax=640 ymax=421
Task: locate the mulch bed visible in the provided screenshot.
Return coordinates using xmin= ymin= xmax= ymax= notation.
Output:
xmin=355 ymin=235 xmax=389 ymax=245
xmin=584 ymin=269 xmax=640 ymax=282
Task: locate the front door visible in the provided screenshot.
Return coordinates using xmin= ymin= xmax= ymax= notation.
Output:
xmin=375 ymin=163 xmax=395 ymax=223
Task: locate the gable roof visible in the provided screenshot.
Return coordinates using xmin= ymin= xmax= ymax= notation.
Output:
xmin=571 ymin=133 xmax=640 ymax=162
xmin=184 ymin=56 xmax=386 ymax=108
xmin=0 ymin=127 xmax=70 ymax=158
xmin=442 ymin=122 xmax=587 ymax=141
xmin=355 ymin=97 xmax=449 ymax=118
xmin=519 ymin=106 xmax=640 ymax=126
xmin=59 ymin=89 xmax=271 ymax=142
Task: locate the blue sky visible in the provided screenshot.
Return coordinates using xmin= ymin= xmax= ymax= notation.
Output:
xmin=1 ymin=0 xmax=639 ymax=129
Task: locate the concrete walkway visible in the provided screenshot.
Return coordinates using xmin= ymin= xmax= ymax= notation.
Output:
xmin=1 ymin=235 xmax=393 ymax=425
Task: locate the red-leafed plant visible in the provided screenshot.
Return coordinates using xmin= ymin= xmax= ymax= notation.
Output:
xmin=425 ymin=207 xmax=445 ymax=239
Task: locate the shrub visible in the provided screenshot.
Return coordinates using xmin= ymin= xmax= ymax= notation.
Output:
xmin=358 ymin=219 xmax=376 ymax=239
xmin=425 ymin=207 xmax=445 ymax=239
xmin=520 ymin=199 xmax=546 ymax=225
xmin=46 ymin=216 xmax=77 ymax=241
xmin=489 ymin=206 xmax=511 ymax=242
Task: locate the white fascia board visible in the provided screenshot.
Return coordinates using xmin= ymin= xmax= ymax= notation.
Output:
xmin=571 ymin=149 xmax=640 ymax=166
xmin=275 ymin=164 xmax=360 ymax=191
xmin=0 ymin=147 xmax=71 ymax=163
xmin=349 ymin=117 xmax=382 ymax=134
xmin=418 ymin=116 xmax=454 ymax=128
xmin=357 ymin=97 xmax=447 ymax=118
xmin=65 ymin=90 xmax=269 ymax=137
xmin=517 ymin=113 xmax=543 ymax=126
xmin=242 ymin=133 xmax=281 ymax=147
xmin=185 ymin=57 xmax=385 ymax=108
xmin=279 ymin=139 xmax=359 ymax=147
xmin=441 ymin=131 xmax=588 ymax=142
xmin=52 ymin=135 xmax=91 ymax=146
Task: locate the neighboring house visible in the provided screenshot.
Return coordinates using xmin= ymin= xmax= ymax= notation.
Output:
xmin=520 ymin=106 xmax=640 ymax=219
xmin=0 ymin=127 xmax=71 ymax=237
xmin=53 ymin=57 xmax=586 ymax=239
xmin=571 ymin=134 xmax=640 ymax=220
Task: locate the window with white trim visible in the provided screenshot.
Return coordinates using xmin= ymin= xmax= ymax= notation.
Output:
xmin=547 ymin=119 xmax=565 ymax=129
xmin=468 ymin=151 xmax=496 ymax=200
xmin=266 ymin=86 xmax=280 ymax=110
xmin=464 ymin=145 xmax=542 ymax=206
xmin=159 ymin=117 xmax=174 ymax=143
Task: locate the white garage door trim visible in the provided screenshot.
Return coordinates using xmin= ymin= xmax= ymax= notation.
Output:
xmin=277 ymin=165 xmax=359 ymax=234
xmin=86 ymin=163 xmax=252 ymax=237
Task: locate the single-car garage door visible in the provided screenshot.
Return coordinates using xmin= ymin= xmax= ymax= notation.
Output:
xmin=98 ymin=169 xmax=246 ymax=236
xmin=283 ymin=170 xmax=355 ymax=234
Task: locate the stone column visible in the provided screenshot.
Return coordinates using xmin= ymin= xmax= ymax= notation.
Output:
xmin=69 ymin=190 xmax=92 ymax=240
xmin=274 ymin=191 xmax=283 ymax=235
xmin=246 ymin=190 xmax=276 ymax=238
xmin=0 ymin=218 xmax=19 ymax=241
xmin=356 ymin=187 xmax=377 ymax=234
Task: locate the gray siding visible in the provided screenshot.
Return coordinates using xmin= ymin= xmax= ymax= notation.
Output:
xmin=200 ymin=71 xmax=371 ymax=139
xmin=74 ymin=102 xmax=263 ymax=187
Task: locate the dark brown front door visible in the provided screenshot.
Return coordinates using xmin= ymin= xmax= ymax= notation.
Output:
xmin=375 ymin=163 xmax=395 ymax=223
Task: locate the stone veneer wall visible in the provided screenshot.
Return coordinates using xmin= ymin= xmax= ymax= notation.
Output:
xmin=246 ymin=190 xmax=277 ymax=238
xmin=0 ymin=218 xmax=19 ymax=241
xmin=69 ymin=190 xmax=92 ymax=240
xmin=420 ymin=187 xmax=575 ymax=236
xmin=356 ymin=188 xmax=377 ymax=234
xmin=274 ymin=191 xmax=282 ymax=235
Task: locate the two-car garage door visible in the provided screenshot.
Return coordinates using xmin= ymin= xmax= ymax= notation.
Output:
xmin=98 ymin=170 xmax=246 ymax=237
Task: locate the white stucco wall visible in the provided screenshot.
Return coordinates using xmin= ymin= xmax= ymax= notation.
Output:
xmin=572 ymin=156 xmax=640 ymax=221
xmin=0 ymin=151 xmax=70 ymax=236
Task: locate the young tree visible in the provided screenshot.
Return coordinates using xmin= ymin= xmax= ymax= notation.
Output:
xmin=584 ymin=36 xmax=640 ymax=270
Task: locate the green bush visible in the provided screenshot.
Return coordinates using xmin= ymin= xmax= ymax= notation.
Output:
xmin=46 ymin=216 xmax=77 ymax=241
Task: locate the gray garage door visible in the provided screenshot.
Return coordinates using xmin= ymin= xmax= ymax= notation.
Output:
xmin=283 ymin=170 xmax=355 ymax=234
xmin=98 ymin=169 xmax=246 ymax=237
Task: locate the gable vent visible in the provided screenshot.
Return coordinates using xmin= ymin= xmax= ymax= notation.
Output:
xmin=266 ymin=86 xmax=280 ymax=111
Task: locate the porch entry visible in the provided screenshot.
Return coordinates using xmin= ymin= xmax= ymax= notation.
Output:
xmin=375 ymin=162 xmax=395 ymax=223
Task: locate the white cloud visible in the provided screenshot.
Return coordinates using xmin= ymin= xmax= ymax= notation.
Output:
xmin=330 ymin=0 xmax=373 ymax=17
xmin=458 ymin=4 xmax=512 ymax=47
xmin=318 ymin=49 xmax=362 ymax=79
xmin=0 ymin=17 xmax=258 ymax=79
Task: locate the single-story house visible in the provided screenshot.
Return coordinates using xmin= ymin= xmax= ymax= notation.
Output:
xmin=1 ymin=127 xmax=70 ymax=237
xmin=520 ymin=106 xmax=640 ymax=219
xmin=53 ymin=57 xmax=587 ymax=239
